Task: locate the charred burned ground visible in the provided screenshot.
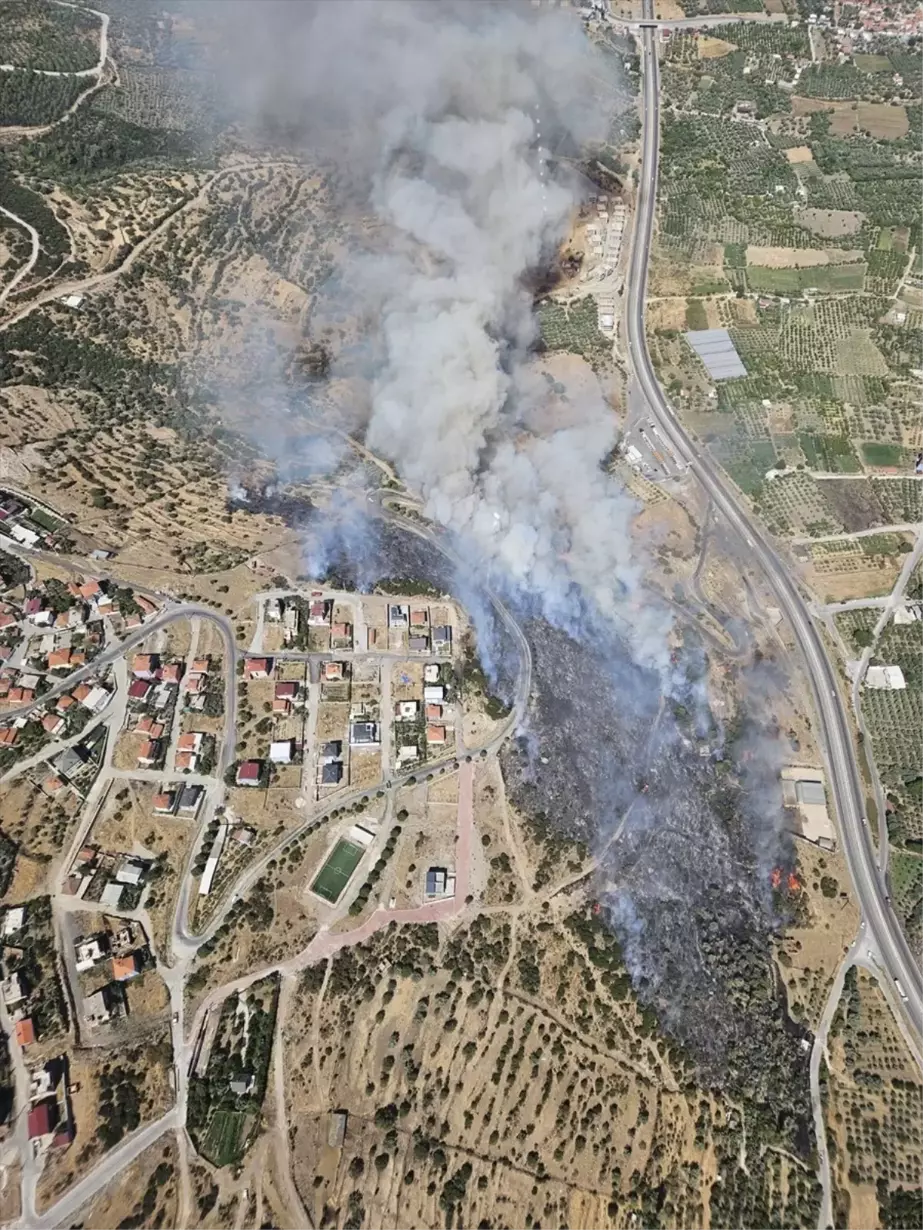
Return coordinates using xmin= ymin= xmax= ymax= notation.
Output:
xmin=502 ymin=618 xmax=814 ymax=1160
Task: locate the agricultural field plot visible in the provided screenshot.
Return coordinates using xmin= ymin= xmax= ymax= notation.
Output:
xmin=95 ymin=66 xmax=221 ymax=135
xmin=825 ymin=967 xmax=923 ymax=1229
xmin=536 ymin=296 xmax=611 ymax=366
xmin=862 ymin=687 xmax=923 ymax=794
xmin=744 ymin=262 xmax=867 ymax=294
xmin=860 ymin=442 xmax=914 ymax=469
xmin=888 ymin=851 xmax=922 ymax=956
xmin=0 ymin=0 xmax=102 ymax=72
xmin=0 ymin=72 xmax=87 ymax=128
xmin=286 ymin=902 xmax=823 ymax=1230
xmin=754 ymin=471 xmax=843 ymax=537
xmin=796 ymin=535 xmax=909 ymax=601
xmin=834 ymin=608 xmax=878 ymax=656
xmin=797 ymin=432 xmax=861 ymax=473
xmin=186 ymin=975 xmax=278 ymax=1168
xmin=871 ymin=478 xmax=923 ymax=523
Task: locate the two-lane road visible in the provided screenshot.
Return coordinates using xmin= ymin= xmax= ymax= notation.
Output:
xmin=624 ymin=4 xmax=922 ymax=1046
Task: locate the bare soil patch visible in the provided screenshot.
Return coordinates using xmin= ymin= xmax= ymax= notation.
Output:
xmin=746 ymin=246 xmax=862 ymax=268
xmin=798 ymin=208 xmax=864 ymax=238
xmin=698 ymin=35 xmax=736 ymax=59
xmin=785 ymin=145 xmax=814 ymax=164
xmin=858 ymin=102 xmax=909 ymax=139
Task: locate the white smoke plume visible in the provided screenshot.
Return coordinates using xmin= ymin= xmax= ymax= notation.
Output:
xmin=230 ymin=0 xmax=669 ymax=669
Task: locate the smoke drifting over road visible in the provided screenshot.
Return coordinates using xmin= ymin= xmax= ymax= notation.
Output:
xmin=233 ymin=0 xmax=669 ymax=665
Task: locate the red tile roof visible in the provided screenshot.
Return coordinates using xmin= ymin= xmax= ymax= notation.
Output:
xmin=15 ymin=1018 xmax=35 ymax=1046
xmin=27 ymin=1101 xmax=55 ymax=1139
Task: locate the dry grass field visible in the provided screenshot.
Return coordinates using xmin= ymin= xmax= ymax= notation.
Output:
xmin=0 ymin=777 xmax=81 ymax=902
xmin=746 ymin=246 xmax=862 ymax=269
xmin=35 ymin=1036 xmax=174 ymax=1215
xmin=70 ymin=1135 xmax=179 ymax=1230
xmin=280 ymin=889 xmax=816 ymax=1230
xmin=824 ymin=969 xmax=922 ymax=1229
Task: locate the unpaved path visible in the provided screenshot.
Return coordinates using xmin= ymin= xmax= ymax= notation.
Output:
xmin=0 ymin=206 xmax=39 ymax=306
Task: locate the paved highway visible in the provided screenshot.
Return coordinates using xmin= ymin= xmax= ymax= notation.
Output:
xmin=624 ymin=2 xmax=922 ymax=1046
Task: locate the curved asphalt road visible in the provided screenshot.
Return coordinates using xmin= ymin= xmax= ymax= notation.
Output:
xmin=625 ymin=8 xmax=922 ymax=1044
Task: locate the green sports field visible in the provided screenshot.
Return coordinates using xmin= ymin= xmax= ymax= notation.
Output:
xmin=311 ymin=838 xmax=365 ymax=903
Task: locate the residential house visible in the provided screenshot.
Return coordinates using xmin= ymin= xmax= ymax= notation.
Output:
xmin=2 ymin=907 xmax=25 ymax=937
xmin=189 ymin=657 xmax=210 ymax=676
xmin=0 ymin=728 xmax=19 ymax=749
xmin=396 ymin=701 xmax=418 ymax=719
xmin=236 ymin=760 xmax=262 ymax=787
xmin=229 ymin=1074 xmax=255 ymax=1096
xmin=321 ymin=761 xmax=342 ymax=785
xmin=76 ymin=684 xmax=108 ymax=712
xmin=429 ymin=620 xmax=455 ymax=654
xmin=114 ymin=860 xmax=146 ymax=886
xmin=161 ymin=662 xmax=183 ymax=685
xmin=423 ymin=685 xmax=444 ymax=703
xmin=244 ymin=658 xmax=272 ymax=680
xmin=15 ymin=1018 xmax=35 ymax=1047
xmin=425 ymin=703 xmax=443 ymax=721
xmin=99 ymin=883 xmax=123 ymax=910
xmin=136 ymin=717 xmax=164 ymax=739
xmin=410 ymin=609 xmax=429 ymax=627
xmin=136 ymin=595 xmax=158 ymax=617
xmin=82 ymin=987 xmax=111 ymax=1026
xmin=43 ymin=775 xmax=65 ymax=797
xmin=137 ymin=739 xmax=161 ymax=767
xmin=127 ymin=680 xmax=151 ymax=703
xmin=55 ymin=695 xmax=76 ymax=715
xmin=350 ymin=721 xmax=379 ymax=747
xmin=331 ymin=622 xmax=352 ymax=647
xmin=131 ymin=655 xmax=158 ymax=680
xmin=75 ymin=936 xmax=107 ymax=972
xmin=388 ymin=605 xmax=409 ymax=627
xmin=231 ymin=826 xmax=255 ymax=847
xmin=282 ymin=605 xmax=300 ymax=642
xmin=265 ymin=598 xmax=282 ymax=622
xmin=275 ymin=681 xmax=298 ymax=701
xmin=322 ymin=740 xmax=342 ymax=760
xmin=408 ymin=635 xmax=429 ymax=652
xmin=2 ymin=973 xmax=25 ymax=1006
xmin=426 ymin=725 xmax=446 ymax=745
xmin=423 ymin=664 xmax=441 ymax=684
xmin=153 ymin=791 xmax=176 ymax=814
xmin=308 ymin=600 xmax=330 ymax=626
xmin=322 ymin=662 xmax=342 ymax=682
xmin=111 ymin=953 xmax=140 ymax=981
xmin=177 ymin=732 xmax=203 ymax=754
xmin=46 ymin=649 xmax=72 ymax=670
xmin=41 ymin=713 xmax=65 ymax=737
xmin=269 ymin=739 xmax=295 ymax=764
xmin=175 ymin=751 xmax=197 ymax=772
xmin=178 ymin=785 xmax=204 ymax=815
xmin=27 ymin=1100 xmax=58 ymax=1145
xmin=54 ymin=745 xmax=88 ymax=778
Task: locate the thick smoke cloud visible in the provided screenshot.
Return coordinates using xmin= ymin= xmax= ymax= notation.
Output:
xmin=229 ymin=0 xmax=669 ymax=668
xmin=214 ymin=2 xmax=805 ymax=1100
